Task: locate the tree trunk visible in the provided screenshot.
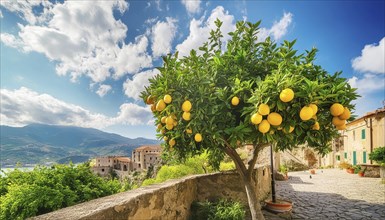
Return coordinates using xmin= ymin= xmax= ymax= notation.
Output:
xmin=244 ymin=179 xmax=265 ymax=220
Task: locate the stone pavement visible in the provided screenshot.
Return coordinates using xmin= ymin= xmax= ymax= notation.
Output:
xmin=264 ymin=169 xmax=385 ymax=220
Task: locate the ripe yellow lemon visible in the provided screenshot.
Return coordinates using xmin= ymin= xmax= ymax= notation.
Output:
xmin=332 ymin=117 xmax=345 ymax=126
xmin=156 ymin=124 xmax=162 ymax=130
xmin=182 ymin=112 xmax=191 ymax=121
xmin=173 ymin=121 xmax=178 ymax=126
xmin=267 ymin=112 xmax=283 ymax=126
xmin=338 ymin=107 xmax=351 ymax=120
xmin=151 ymin=104 xmax=156 ymax=112
xmin=312 ymin=122 xmax=320 ymax=130
xmin=300 ymin=106 xmax=314 ymax=121
xmin=182 ymin=100 xmax=192 ymax=112
xmin=336 ymin=124 xmax=347 ymax=130
xmin=330 ymin=103 xmax=344 ymax=116
xmin=231 ymin=96 xmax=240 ymax=106
xmin=165 ymin=116 xmax=174 ymax=125
xmin=161 ymin=116 xmax=167 ymax=124
xmin=309 ymin=104 xmax=318 ymax=116
xmin=163 ymin=136 xmax=168 ymax=141
xmin=284 ymin=126 xmax=295 ymax=133
xmin=194 ymin=133 xmax=203 ymax=142
xmin=163 ymin=94 xmax=172 ymax=104
xmin=279 ymin=88 xmax=294 ymax=102
xmin=186 ymin=128 xmax=192 ymax=134
xmin=165 ymin=124 xmax=174 ymax=130
xmin=251 ymin=113 xmax=263 ymax=125
xmin=169 ymin=139 xmax=175 ymax=147
xmin=156 ymin=100 xmax=166 ymax=111
xmin=258 ymin=104 xmax=270 ymax=116
xmin=258 ymin=120 xmax=270 ymax=134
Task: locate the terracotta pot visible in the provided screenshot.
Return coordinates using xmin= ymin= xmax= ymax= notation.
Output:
xmin=358 ymin=172 xmax=364 ymax=177
xmin=310 ymin=169 xmax=316 ymax=175
xmin=264 ymin=199 xmax=293 ymax=213
xmin=346 ymin=168 xmax=354 ymax=174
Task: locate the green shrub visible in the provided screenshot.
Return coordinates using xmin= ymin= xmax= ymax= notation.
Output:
xmin=219 ymin=161 xmax=236 ymax=171
xmin=369 ymin=147 xmax=385 ymax=166
xmin=190 ymin=199 xmax=245 ymax=220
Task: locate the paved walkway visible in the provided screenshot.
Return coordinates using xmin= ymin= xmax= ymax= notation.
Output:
xmin=265 ymin=169 xmax=385 ymax=220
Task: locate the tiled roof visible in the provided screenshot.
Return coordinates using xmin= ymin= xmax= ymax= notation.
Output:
xmin=134 ymin=145 xmax=161 ymax=151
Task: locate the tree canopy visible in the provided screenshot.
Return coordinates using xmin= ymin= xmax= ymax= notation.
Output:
xmin=141 ymin=20 xmax=358 ymax=167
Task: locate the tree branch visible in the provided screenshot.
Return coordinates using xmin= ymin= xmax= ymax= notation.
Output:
xmin=223 ymin=140 xmax=247 ymax=179
xmin=247 ymin=143 xmax=270 ymax=180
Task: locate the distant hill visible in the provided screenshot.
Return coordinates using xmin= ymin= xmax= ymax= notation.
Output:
xmin=0 ymin=124 xmax=160 ymax=167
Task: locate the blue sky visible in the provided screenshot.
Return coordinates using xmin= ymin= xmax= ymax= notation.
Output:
xmin=1 ymin=0 xmax=384 ymax=139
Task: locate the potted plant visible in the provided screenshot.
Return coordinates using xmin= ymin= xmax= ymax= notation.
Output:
xmin=338 ymin=161 xmax=353 ymax=173
xmin=369 ymin=146 xmax=385 ymax=179
xmin=310 ymin=169 xmax=316 ymax=174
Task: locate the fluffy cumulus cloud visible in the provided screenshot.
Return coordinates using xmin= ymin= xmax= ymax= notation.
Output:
xmin=351 ymin=37 xmax=385 ymax=74
xmin=176 ymin=8 xmax=293 ymax=57
xmin=0 ymin=0 xmax=153 ymax=87
xmin=176 ymin=6 xmax=235 ymax=57
xmin=96 ymin=84 xmax=112 ymax=97
xmin=123 ymin=69 xmax=160 ymax=100
xmin=0 ymin=87 xmax=152 ymax=128
xmin=181 ymin=0 xmax=201 ymax=14
xmin=151 ymin=17 xmax=178 ymax=57
xmin=348 ymin=74 xmax=385 ymax=96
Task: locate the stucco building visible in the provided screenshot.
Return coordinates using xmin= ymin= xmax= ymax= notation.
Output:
xmin=132 ymin=145 xmax=161 ymax=171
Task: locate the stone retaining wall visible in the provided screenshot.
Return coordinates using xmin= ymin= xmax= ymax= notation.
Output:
xmin=30 ymin=166 xmax=271 ymax=220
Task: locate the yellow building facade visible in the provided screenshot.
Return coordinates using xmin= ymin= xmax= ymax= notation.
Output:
xmin=337 ymin=107 xmax=385 ymax=166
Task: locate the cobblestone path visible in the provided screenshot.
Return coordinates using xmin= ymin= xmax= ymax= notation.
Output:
xmin=265 ymin=169 xmax=385 ymax=220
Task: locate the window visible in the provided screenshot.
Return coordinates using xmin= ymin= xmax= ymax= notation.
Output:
xmin=102 ymin=169 xmax=105 ymax=172
xmin=363 ymin=152 xmax=367 ymax=163
xmin=361 ymin=129 xmax=366 ymax=139
xmin=344 ymin=152 xmax=347 ymax=159
xmin=336 ymin=155 xmax=340 ymax=161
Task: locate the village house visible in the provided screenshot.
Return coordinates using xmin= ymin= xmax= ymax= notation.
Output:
xmin=92 ymin=145 xmax=162 ymax=178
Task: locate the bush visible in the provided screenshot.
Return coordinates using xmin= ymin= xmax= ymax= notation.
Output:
xmin=190 ymin=199 xmax=245 ymax=220
xmin=338 ymin=161 xmax=352 ymax=169
xmin=369 ymin=147 xmax=385 ymax=166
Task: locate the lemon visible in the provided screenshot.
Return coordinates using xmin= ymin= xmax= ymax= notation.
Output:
xmin=164 ymin=94 xmax=172 ymax=104
xmin=300 ymin=106 xmax=314 ymax=121
xmin=151 ymin=104 xmax=156 ymax=112
xmin=169 ymin=139 xmax=175 ymax=147
xmin=332 ymin=117 xmax=345 ymax=126
xmin=258 ymin=120 xmax=270 ymax=134
xmin=251 ymin=113 xmax=263 ymax=125
xmin=267 ymin=112 xmax=283 ymax=126
xmin=173 ymin=121 xmax=178 ymax=126
xmin=309 ymin=104 xmax=318 ymax=116
xmin=186 ymin=128 xmax=192 ymax=134
xmin=258 ymin=104 xmax=270 ymax=116
xmin=161 ymin=116 xmax=167 ymax=124
xmin=336 ymin=124 xmax=347 ymax=130
xmin=338 ymin=107 xmax=351 ymax=120
xmin=330 ymin=103 xmax=344 ymax=116
xmin=166 ymin=124 xmax=174 ymax=130
xmin=182 ymin=112 xmax=191 ymax=121
xmin=163 ymin=136 xmax=168 ymax=141
xmin=182 ymin=100 xmax=192 ymax=112
xmin=279 ymin=88 xmax=294 ymax=102
xmin=194 ymin=133 xmax=203 ymax=142
xmin=312 ymin=122 xmax=320 ymax=130
xmin=284 ymin=126 xmax=295 ymax=133
xmin=146 ymin=95 xmax=155 ymax=105
xmin=231 ymin=96 xmax=240 ymax=106
xmin=165 ymin=116 xmax=174 ymax=125
xmin=156 ymin=124 xmax=162 ymax=130
xmin=156 ymin=100 xmax=166 ymax=111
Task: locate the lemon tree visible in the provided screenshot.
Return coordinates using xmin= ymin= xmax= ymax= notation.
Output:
xmin=141 ymin=20 xmax=358 ymax=220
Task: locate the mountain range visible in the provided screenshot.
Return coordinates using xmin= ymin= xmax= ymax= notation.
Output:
xmin=0 ymin=124 xmax=160 ymax=167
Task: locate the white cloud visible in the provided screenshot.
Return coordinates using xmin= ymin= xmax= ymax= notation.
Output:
xmin=257 ymin=12 xmax=293 ymax=42
xmin=352 ymin=37 xmax=385 ymax=74
xmin=0 ymin=87 xmax=152 ymax=128
xmin=123 ymin=69 xmax=160 ymax=100
xmin=96 ymin=84 xmax=112 ymax=97
xmin=0 ymin=0 xmax=52 ymax=24
xmin=176 ymin=8 xmax=293 ymax=57
xmin=151 ymin=17 xmax=177 ymax=57
xmin=348 ymin=74 xmax=385 ymax=96
xmin=1 ymin=1 xmax=152 ymax=86
xmin=181 ymin=0 xmax=201 ymax=14
xmin=176 ymin=6 xmax=235 ymax=57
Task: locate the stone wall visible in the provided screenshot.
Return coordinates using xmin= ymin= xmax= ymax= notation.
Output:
xmin=30 ymin=166 xmax=271 ymax=220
